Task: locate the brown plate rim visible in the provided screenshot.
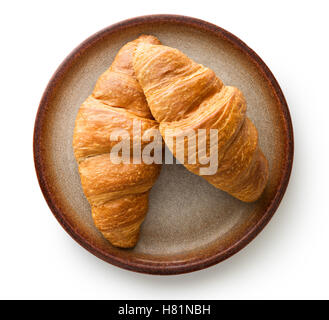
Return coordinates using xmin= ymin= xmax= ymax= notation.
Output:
xmin=33 ymin=14 xmax=294 ymax=275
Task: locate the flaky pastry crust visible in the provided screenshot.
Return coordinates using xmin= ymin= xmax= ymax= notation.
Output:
xmin=73 ymin=35 xmax=161 ymax=248
xmin=133 ymin=43 xmax=269 ymax=202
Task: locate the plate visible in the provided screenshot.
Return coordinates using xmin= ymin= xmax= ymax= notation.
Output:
xmin=33 ymin=15 xmax=293 ymax=274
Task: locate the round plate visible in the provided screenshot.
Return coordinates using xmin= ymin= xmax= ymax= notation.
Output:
xmin=34 ymin=15 xmax=293 ymax=275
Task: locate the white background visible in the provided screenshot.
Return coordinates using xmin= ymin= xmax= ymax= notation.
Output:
xmin=1 ymin=0 xmax=328 ymax=300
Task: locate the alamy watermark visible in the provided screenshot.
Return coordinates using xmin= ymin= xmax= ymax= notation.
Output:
xmin=109 ymin=119 xmax=219 ymax=175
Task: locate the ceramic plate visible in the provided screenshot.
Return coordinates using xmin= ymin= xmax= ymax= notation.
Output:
xmin=34 ymin=15 xmax=293 ymax=274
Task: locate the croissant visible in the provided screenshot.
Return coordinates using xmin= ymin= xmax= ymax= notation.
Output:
xmin=73 ymin=35 xmax=161 ymax=248
xmin=133 ymin=43 xmax=269 ymax=202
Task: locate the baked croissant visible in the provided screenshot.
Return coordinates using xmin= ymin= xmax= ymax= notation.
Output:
xmin=73 ymin=35 xmax=161 ymax=248
xmin=133 ymin=43 xmax=269 ymax=202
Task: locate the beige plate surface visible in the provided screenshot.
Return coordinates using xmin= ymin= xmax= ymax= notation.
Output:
xmin=34 ymin=15 xmax=293 ymax=274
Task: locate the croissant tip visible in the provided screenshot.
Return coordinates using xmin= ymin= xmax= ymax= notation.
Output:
xmin=106 ymin=234 xmax=139 ymax=249
xmin=100 ymin=225 xmax=142 ymax=249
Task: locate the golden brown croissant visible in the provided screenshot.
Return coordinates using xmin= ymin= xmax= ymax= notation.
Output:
xmin=133 ymin=43 xmax=269 ymax=202
xmin=73 ymin=35 xmax=161 ymax=248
